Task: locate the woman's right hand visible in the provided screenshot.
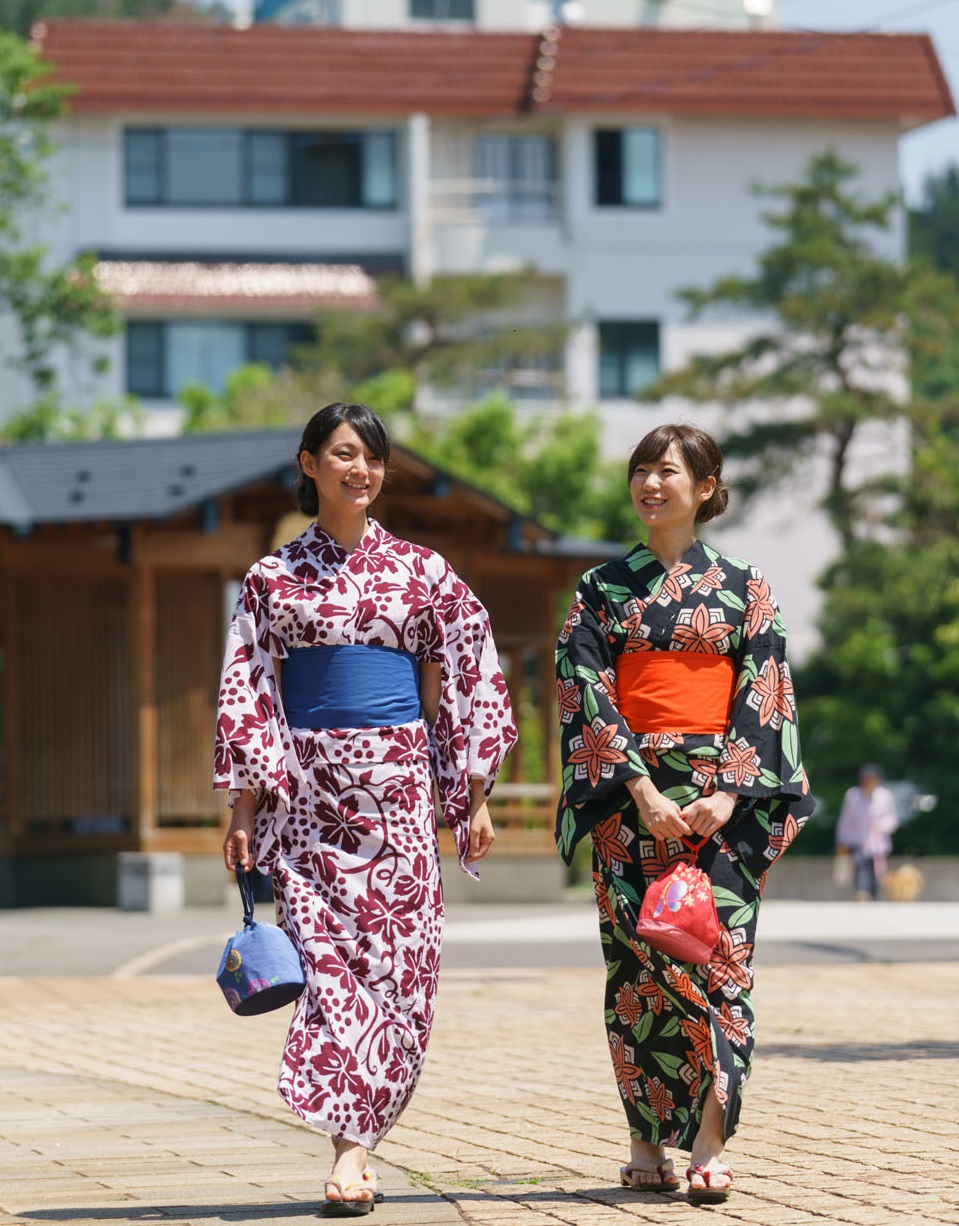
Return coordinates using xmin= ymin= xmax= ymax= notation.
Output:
xmin=223 ymin=792 xmax=256 ymax=872
xmin=626 ymin=775 xmax=692 ymax=842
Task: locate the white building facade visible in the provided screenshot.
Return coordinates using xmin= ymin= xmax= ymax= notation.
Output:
xmin=12 ymin=17 xmax=955 ymax=652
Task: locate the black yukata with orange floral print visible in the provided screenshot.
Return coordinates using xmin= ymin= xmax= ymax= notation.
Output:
xmin=556 ymin=540 xmax=815 ymax=1149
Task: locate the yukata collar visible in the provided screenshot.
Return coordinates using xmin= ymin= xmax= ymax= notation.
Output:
xmin=624 ymin=537 xmax=709 ymax=580
xmin=303 ymin=517 xmax=384 ymax=559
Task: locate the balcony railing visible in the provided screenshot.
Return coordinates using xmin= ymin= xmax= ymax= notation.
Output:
xmin=431 ymin=177 xmax=561 ymax=225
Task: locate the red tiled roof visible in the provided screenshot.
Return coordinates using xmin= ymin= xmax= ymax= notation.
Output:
xmin=31 ymin=21 xmax=537 ymax=117
xmin=31 ymin=19 xmax=954 ymax=125
xmin=541 ymin=26 xmax=954 ymax=124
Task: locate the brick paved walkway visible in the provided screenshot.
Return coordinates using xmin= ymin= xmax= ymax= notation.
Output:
xmin=0 ymin=962 xmax=956 ymax=1225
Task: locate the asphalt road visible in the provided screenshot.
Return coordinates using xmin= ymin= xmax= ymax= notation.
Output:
xmin=1 ymin=897 xmax=957 ymax=978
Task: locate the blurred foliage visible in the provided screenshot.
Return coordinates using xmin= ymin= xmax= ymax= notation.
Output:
xmin=796 ymin=536 xmax=959 ymax=855
xmin=0 ymin=0 xmax=230 ymax=36
xmin=644 ymin=149 xmax=956 ymax=550
xmin=299 ymin=271 xmax=567 ymax=409
xmin=0 ymin=394 xmax=142 ymax=441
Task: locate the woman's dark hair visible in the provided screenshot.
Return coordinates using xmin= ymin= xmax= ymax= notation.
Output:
xmin=627 ymin=423 xmax=729 ymax=524
xmin=295 ymin=402 xmax=391 ymax=516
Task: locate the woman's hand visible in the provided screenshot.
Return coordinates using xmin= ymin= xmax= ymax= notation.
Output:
xmin=626 ymin=775 xmax=692 ymax=842
xmin=466 ymin=803 xmax=495 ymax=864
xmin=465 ymin=777 xmax=495 ymax=864
xmin=223 ymin=791 xmax=256 ymax=872
xmin=681 ymin=791 xmax=738 ymax=838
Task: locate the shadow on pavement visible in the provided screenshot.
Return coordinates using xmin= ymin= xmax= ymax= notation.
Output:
xmin=761 ymin=1039 xmax=959 ymax=1061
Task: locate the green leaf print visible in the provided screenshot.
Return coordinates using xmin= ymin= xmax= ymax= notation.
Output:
xmin=759 ymin=769 xmax=782 ymax=789
xmin=782 ymin=719 xmax=799 ymax=770
xmin=718 ymin=590 xmax=746 ymax=612
xmin=636 ymin=1102 xmax=658 ymax=1128
xmin=633 ymin=1011 xmax=655 ymax=1045
xmin=663 ymin=784 xmax=700 ymax=806
xmin=558 ymin=804 xmax=576 ymax=857
xmin=584 ymin=685 xmax=599 ymax=722
xmin=601 ymin=582 xmax=643 ymax=602
xmin=651 ymin=1050 xmax=686 ymax=1079
xmin=626 ymin=750 xmax=649 ymax=775
xmin=711 ymin=886 xmax=746 ymax=909
xmin=575 ymin=666 xmax=600 ymax=684
xmin=605 ymin=956 xmax=621 ymax=978
xmin=660 ymin=1017 xmax=681 ymax=1039
xmin=662 ymin=751 xmax=693 ymax=772
xmin=604 ymin=1009 xmax=616 ymax=1026
xmin=728 ymin=900 xmax=759 ymax=927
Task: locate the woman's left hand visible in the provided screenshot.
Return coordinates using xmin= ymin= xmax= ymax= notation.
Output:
xmin=681 ymin=791 xmax=738 ymax=837
xmin=466 ymin=801 xmax=495 ymax=864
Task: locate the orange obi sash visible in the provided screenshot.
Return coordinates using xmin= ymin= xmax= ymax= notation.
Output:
xmin=616 ymin=651 xmax=736 ymax=735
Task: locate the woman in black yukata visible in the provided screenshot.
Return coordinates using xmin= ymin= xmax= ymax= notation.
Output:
xmin=555 ymin=424 xmax=814 ymax=1204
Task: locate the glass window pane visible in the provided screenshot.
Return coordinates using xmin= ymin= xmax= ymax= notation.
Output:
xmin=248 ymin=131 xmax=288 ymax=205
xmin=167 ymin=129 xmax=243 ymax=205
xmin=622 ymin=128 xmax=659 ymax=207
xmin=167 ymin=322 xmax=245 ymax=395
xmin=411 ymin=0 xmax=474 ymax=17
xmin=599 ymin=321 xmax=660 ymax=397
xmin=595 ymin=130 xmax=623 ymax=206
xmin=125 ymin=130 xmax=162 ymax=205
xmin=361 ymin=132 xmax=397 ymax=207
xmin=126 ymin=322 xmax=165 ymax=396
xmin=291 ymin=133 xmax=361 ymax=207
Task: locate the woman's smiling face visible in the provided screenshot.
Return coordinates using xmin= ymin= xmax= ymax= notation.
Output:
xmin=629 ymin=442 xmax=714 ymax=532
xmin=300 ymin=422 xmax=385 ymax=515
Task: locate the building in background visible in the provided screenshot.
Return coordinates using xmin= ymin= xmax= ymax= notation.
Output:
xmin=250 ymin=0 xmax=778 ymax=32
xmin=10 ymin=16 xmax=955 ymax=653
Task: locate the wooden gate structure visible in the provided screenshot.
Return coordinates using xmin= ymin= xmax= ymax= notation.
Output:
xmin=0 ymin=430 xmax=612 ymax=904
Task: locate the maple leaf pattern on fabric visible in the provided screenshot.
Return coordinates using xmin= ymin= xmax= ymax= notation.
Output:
xmin=556 ymin=539 xmax=814 ymax=1153
xmin=672 ymin=603 xmax=734 ymax=654
xmin=567 ymin=716 xmax=630 ymax=788
xmin=746 ymin=656 xmax=796 ymax=729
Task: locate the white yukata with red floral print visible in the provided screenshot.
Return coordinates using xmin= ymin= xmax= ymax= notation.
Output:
xmin=215 ymin=521 xmax=516 ymax=1148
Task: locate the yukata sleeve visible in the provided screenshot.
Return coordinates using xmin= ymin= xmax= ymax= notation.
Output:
xmin=555 ymin=573 xmax=649 ymax=864
xmin=718 ymin=566 xmax=815 ymax=877
xmin=428 ymin=563 xmax=517 ymax=878
xmin=214 ymin=565 xmax=303 ymax=811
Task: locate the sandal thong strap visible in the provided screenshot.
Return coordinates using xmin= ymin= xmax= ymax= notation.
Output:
xmin=621 ymin=1159 xmax=680 ymax=1191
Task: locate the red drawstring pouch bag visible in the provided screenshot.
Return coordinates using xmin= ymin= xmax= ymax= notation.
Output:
xmin=634 ymin=857 xmax=719 ymax=964
xmin=606 ymin=835 xmax=717 ymax=964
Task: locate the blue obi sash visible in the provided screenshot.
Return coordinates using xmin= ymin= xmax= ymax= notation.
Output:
xmin=281 ymin=644 xmax=421 ymax=730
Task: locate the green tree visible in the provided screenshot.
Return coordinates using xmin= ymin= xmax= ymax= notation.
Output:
xmin=909 ymin=162 xmax=959 ymax=279
xmin=0 ymin=30 xmax=117 ymax=422
xmin=300 ymin=271 xmax=566 ymax=410
xmin=796 ymin=535 xmax=959 ymax=853
xmin=647 ymin=150 xmax=923 ymax=548
xmin=0 ymin=0 xmax=230 ymax=37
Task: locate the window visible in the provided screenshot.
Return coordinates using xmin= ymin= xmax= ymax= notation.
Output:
xmin=595 ymin=128 xmax=661 ymax=208
xmin=126 ymin=321 xmax=313 ymax=398
xmin=473 ymin=135 xmax=558 ymax=223
xmin=123 ymin=128 xmax=398 ymax=208
xmin=411 ymin=0 xmax=474 ymax=18
xmin=598 ymin=321 xmax=660 ymax=398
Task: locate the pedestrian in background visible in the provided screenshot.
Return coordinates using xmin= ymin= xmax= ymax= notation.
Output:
xmin=556 ymin=424 xmax=815 ymax=1205
xmin=835 ymin=764 xmax=899 ymax=901
xmin=216 ymin=402 xmax=517 ymax=1217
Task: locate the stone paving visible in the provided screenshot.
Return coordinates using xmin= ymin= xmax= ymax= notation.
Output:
xmin=0 ymin=959 xmax=957 ymax=1226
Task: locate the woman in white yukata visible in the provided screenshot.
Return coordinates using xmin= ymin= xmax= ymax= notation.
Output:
xmin=216 ymin=402 xmax=517 ymax=1218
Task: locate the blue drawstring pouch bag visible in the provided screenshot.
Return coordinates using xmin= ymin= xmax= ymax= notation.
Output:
xmin=216 ymin=867 xmax=305 ymax=1016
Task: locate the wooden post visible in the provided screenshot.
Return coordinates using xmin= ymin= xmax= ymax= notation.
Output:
xmin=130 ymin=558 xmax=157 ymax=847
xmin=0 ymin=548 xmax=20 ymax=853
xmin=540 ymin=641 xmax=561 ymax=791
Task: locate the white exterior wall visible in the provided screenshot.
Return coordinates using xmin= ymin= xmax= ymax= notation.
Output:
xmin=330 ymin=0 xmax=778 ymax=30
xmin=12 ymin=96 xmax=907 ymax=652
